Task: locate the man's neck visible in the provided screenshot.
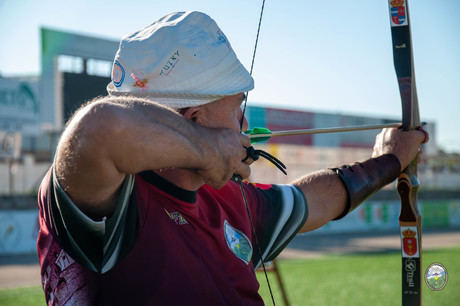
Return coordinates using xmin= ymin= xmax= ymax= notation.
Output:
xmin=154 ymin=168 xmax=205 ymax=191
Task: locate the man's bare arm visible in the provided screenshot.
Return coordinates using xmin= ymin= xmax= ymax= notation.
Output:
xmin=292 ymin=170 xmax=347 ymax=232
xmin=294 ymin=128 xmax=426 ymax=233
xmin=55 ymin=96 xmax=250 ymax=218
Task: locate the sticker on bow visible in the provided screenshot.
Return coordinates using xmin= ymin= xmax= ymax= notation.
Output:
xmin=400 ymin=226 xmax=419 ymax=257
xmin=224 ymin=220 xmax=252 ymax=265
xmin=164 ymin=208 xmax=188 ymax=225
xmin=389 ymin=0 xmax=408 ymax=27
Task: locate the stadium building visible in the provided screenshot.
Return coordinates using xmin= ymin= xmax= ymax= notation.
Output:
xmin=0 ymin=27 xmax=441 ymax=194
xmin=2 ymin=28 xmax=460 ymax=258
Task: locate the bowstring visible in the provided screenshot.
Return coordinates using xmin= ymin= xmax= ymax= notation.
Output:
xmin=237 ymin=177 xmax=276 ymax=306
xmin=240 ymin=0 xmax=266 ymax=131
xmin=237 ymin=0 xmax=276 ymax=305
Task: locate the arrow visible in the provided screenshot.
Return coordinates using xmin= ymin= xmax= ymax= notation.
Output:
xmin=245 ymin=122 xmax=402 ymax=143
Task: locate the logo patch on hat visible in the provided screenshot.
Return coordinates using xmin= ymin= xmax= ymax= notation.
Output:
xmin=224 ymin=220 xmax=252 ymax=264
xmin=159 ymin=50 xmax=180 ymax=77
xmin=112 ymin=60 xmax=125 ymax=87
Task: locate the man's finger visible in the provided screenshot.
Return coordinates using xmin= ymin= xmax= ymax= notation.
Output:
xmin=239 ymin=133 xmax=251 ymax=147
xmin=416 ymin=126 xmax=429 ymax=144
xmin=234 ymin=164 xmax=251 ymax=180
xmin=242 ymin=146 xmax=258 ymax=165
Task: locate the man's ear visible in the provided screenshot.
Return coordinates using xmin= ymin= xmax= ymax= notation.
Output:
xmin=181 ymin=106 xmax=201 ymax=123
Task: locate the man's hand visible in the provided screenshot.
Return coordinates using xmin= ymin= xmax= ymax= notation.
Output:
xmin=197 ymin=127 xmax=252 ymax=189
xmin=372 ymin=127 xmax=428 ymax=171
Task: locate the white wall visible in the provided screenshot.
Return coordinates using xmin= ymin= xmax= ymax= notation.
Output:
xmin=0 ymin=155 xmax=50 ymax=195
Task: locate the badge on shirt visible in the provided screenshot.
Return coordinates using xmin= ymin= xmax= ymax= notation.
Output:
xmin=224 ymin=220 xmax=253 ymax=265
xmin=164 ymin=209 xmax=188 ymax=225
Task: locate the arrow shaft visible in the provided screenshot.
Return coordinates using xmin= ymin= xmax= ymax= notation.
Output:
xmin=248 ymin=122 xmax=401 ymax=139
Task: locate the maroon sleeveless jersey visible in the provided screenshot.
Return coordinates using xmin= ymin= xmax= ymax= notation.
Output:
xmin=37 ymin=168 xmax=307 ymax=305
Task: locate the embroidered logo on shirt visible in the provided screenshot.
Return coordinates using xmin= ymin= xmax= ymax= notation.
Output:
xmin=164 ymin=209 xmax=188 ymax=225
xmin=224 ymin=220 xmax=253 ymax=265
xmin=55 ymin=249 xmax=75 ymax=272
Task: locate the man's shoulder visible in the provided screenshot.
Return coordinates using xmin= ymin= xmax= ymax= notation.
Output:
xmin=38 ymin=167 xmax=53 ymax=202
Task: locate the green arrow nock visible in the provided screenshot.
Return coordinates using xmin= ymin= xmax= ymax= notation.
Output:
xmin=244 ymin=127 xmax=272 ymax=144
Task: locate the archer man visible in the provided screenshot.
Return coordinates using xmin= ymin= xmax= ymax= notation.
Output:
xmin=37 ymin=11 xmax=426 ymax=305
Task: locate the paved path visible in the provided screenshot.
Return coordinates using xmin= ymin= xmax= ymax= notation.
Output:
xmin=280 ymin=227 xmax=460 ymax=259
xmin=1 ymin=228 xmax=459 ymax=289
xmin=0 ymin=254 xmax=41 ymax=289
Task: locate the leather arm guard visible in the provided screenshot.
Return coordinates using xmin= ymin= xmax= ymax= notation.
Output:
xmin=331 ymin=154 xmax=401 ymax=220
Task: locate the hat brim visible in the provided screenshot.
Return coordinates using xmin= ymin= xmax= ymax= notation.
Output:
xmin=106 ymin=83 xmax=235 ymax=108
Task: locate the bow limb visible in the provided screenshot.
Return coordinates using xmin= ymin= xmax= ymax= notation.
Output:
xmin=388 ymin=0 xmax=422 ymax=305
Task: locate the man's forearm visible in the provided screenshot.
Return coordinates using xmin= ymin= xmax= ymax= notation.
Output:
xmin=292 ymin=169 xmax=348 ymax=233
xmin=99 ymin=97 xmax=213 ymax=174
xmin=293 ymin=154 xmax=401 ymax=233
xmin=54 ymin=96 xmax=219 ymax=214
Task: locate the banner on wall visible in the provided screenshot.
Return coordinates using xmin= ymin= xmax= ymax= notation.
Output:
xmin=307 ymin=200 xmax=460 ymax=235
xmin=1 ymin=201 xmax=459 ymax=255
xmin=0 ymin=210 xmax=39 ymax=254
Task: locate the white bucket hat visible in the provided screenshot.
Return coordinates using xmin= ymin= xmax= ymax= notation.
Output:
xmin=107 ymin=11 xmax=254 ymax=108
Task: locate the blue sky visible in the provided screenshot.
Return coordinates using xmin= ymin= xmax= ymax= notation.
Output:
xmin=1 ymin=0 xmax=459 ymax=152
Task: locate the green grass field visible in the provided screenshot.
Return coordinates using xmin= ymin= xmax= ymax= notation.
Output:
xmin=0 ymin=247 xmax=458 ymax=305
xmin=257 ymin=247 xmax=460 ymax=306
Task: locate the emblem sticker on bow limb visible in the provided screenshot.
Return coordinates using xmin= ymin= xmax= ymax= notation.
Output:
xmin=224 ymin=220 xmax=253 ymax=265
xmin=400 ymin=226 xmax=419 ymax=258
xmin=390 ymin=0 xmax=408 ymax=27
